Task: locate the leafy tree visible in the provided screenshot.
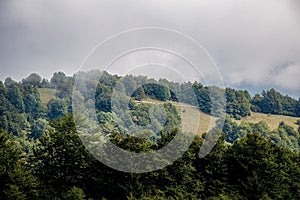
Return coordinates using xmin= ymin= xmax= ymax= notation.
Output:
xmin=55 ymin=80 xmax=73 ymax=98
xmin=130 ymin=103 xmax=152 ymax=126
xmin=194 ymin=130 xmax=229 ymax=198
xmin=296 ymin=120 xmax=300 ymax=134
xmin=155 ymin=84 xmax=170 ymax=101
xmin=50 ymin=71 xmax=74 ymax=98
xmin=192 ymin=82 xmax=212 ymax=113
xmin=209 ymin=86 xmax=227 ymax=117
xmin=40 ymin=78 xmax=51 ymax=88
xmin=275 ymin=121 xmax=300 ymax=151
xmin=4 ymin=77 xmax=16 ymax=87
xmin=50 ymin=71 xmax=67 ymax=87
xmin=0 ymin=81 xmax=6 ymax=95
xmin=7 ymin=85 xmax=25 ymax=113
xmin=251 ymin=93 xmax=263 ymax=112
xmin=225 ymin=88 xmax=251 ymax=119
xmin=62 ymin=186 xmax=86 ymax=200
xmin=30 ymin=118 xmax=48 ymax=139
xmin=0 ymin=132 xmax=39 ymax=199
xmin=98 ymin=71 xmax=119 ymax=87
xmin=31 ymin=114 xmax=92 ymax=199
xmin=122 ymin=75 xmax=137 ymax=96
xmin=220 ymin=117 xmax=239 ymax=143
xmin=296 ymin=99 xmax=300 ymax=117
xmin=47 ymin=98 xmax=68 ymax=120
xmin=228 ymin=133 xmax=300 ymax=199
xmin=24 ymin=93 xmax=41 ymax=121
xmin=0 ymin=115 xmax=8 ymax=132
xmin=250 ymin=121 xmax=269 ymax=135
xmin=252 ymin=88 xmax=299 ymax=117
xmin=95 ymin=83 xmax=113 ymax=112
xmin=22 ymin=73 xmax=42 ymax=87
xmin=180 ymin=82 xmax=198 ymax=106
xmin=261 ymin=89 xmax=283 ymax=114
xmin=132 ymin=86 xmax=147 ymax=101
xmin=5 ymin=112 xmax=29 ymax=136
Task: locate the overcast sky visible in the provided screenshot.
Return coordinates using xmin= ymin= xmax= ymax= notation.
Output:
xmin=0 ymin=0 xmax=299 ymax=97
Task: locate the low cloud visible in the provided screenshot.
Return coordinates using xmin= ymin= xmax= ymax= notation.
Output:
xmin=0 ymin=0 xmax=299 ymax=97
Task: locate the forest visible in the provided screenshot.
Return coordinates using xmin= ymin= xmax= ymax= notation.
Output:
xmin=1 ymin=71 xmax=300 ymax=199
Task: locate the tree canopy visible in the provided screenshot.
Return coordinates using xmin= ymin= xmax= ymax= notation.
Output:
xmin=0 ymin=71 xmax=300 ymax=199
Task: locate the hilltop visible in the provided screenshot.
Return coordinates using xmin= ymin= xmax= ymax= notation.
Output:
xmin=37 ymin=87 xmax=300 ymax=135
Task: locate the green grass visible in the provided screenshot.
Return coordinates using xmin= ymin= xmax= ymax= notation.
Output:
xmin=179 ymin=105 xmax=219 ymax=135
xmin=234 ymin=112 xmax=300 ymax=131
xmin=38 ymin=88 xmax=56 ymax=107
xmin=137 ymin=99 xmax=218 ymax=135
xmin=138 ymin=98 xmax=300 ymax=134
xmin=37 ymin=91 xmax=300 ymax=134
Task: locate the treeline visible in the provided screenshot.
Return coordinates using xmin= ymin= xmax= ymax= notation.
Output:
xmin=251 ymin=88 xmax=300 ymax=117
xmin=0 ymin=72 xmax=74 ymax=140
xmin=221 ymin=117 xmax=300 ymax=152
xmin=1 ymin=70 xmax=300 ymax=199
xmin=0 ymin=115 xmax=300 ymax=199
xmin=0 ymin=77 xmax=44 ymax=138
xmin=1 ymin=114 xmax=300 ymax=199
xmin=1 ymin=70 xmax=300 ymax=142
xmin=72 ymin=70 xmax=300 ymax=119
xmin=2 ymin=71 xmax=299 ymax=124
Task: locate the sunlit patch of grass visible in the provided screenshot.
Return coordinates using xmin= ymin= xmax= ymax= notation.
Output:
xmin=139 ymin=98 xmax=300 ymax=134
xmin=38 ymin=88 xmax=56 ymax=107
xmin=138 ymin=98 xmax=218 ymax=135
xmin=234 ymin=112 xmax=300 ymax=131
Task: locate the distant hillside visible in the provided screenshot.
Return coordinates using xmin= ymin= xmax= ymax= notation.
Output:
xmin=38 ymin=85 xmax=300 ymax=134
xmin=138 ymin=98 xmax=300 ymax=134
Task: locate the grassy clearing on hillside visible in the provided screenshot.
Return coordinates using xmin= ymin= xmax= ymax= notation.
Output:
xmin=138 ymin=98 xmax=300 ymax=134
xmin=179 ymin=106 xmax=218 ymax=135
xmin=138 ymin=99 xmax=218 ymax=135
xmin=38 ymin=88 xmax=56 ymax=107
xmin=38 ymin=92 xmax=299 ymax=134
xmin=235 ymin=112 xmax=300 ymax=131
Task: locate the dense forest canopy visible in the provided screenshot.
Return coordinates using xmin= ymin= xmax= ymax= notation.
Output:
xmin=0 ymin=70 xmax=300 ymax=199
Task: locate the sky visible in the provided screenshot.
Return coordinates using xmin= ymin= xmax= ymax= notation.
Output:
xmin=0 ymin=0 xmax=299 ymax=97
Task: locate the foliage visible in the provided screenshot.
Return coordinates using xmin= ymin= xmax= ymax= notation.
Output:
xmin=225 ymin=88 xmax=251 ymax=119
xmin=51 ymin=71 xmax=74 ymax=98
xmin=251 ymin=88 xmax=300 ymax=117
xmin=30 ymin=114 xmax=92 ymax=199
xmin=227 ymin=133 xmax=300 ymax=199
xmin=221 ymin=116 xmax=300 ymax=152
xmin=22 ymin=73 xmax=42 ymax=87
xmin=62 ymin=186 xmax=86 ymax=200
xmin=1 ymin=71 xmax=300 ymax=199
xmin=0 ymin=132 xmax=39 ymax=199
xmin=47 ymin=98 xmax=68 ymax=120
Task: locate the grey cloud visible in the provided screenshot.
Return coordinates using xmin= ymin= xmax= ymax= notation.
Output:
xmin=0 ymin=0 xmax=299 ymax=97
